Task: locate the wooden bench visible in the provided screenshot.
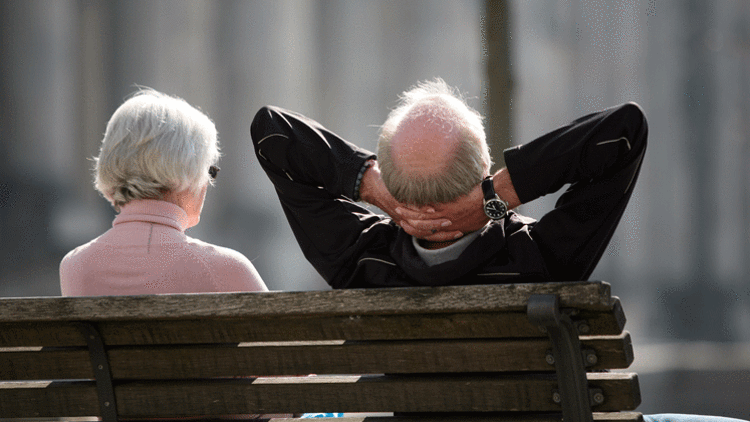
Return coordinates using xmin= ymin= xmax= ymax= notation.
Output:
xmin=0 ymin=281 xmax=641 ymax=421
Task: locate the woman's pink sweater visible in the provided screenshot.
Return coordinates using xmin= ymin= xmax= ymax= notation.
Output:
xmin=60 ymin=199 xmax=267 ymax=296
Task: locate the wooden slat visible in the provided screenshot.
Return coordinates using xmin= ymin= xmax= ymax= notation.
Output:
xmin=593 ymin=413 xmax=644 ymax=422
xmin=0 ymin=322 xmax=86 ymax=347
xmin=0 ymin=381 xmax=99 ymax=417
xmin=583 ymin=332 xmax=634 ymax=370
xmin=0 ymin=282 xmax=614 ymax=323
xmin=588 ymin=372 xmax=642 ymax=411
xmin=98 ymin=313 xmax=547 ymax=344
xmin=0 ymin=306 xmax=625 ymax=347
xmin=0 ymin=333 xmax=632 ymax=382
xmin=0 ymin=347 xmax=92 ymax=380
xmin=101 ymin=334 xmax=632 ymax=379
xmin=110 ymin=372 xmax=638 ymax=417
xmin=99 ymin=310 xmax=623 ymax=345
xmin=578 ymin=299 xmax=627 ymax=338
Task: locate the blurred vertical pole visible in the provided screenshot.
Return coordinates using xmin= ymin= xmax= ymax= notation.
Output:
xmin=684 ymin=0 xmax=714 ymax=286
xmin=741 ymin=4 xmax=750 ymax=344
xmin=0 ymin=0 xmax=12 ymax=165
xmin=483 ymin=0 xmax=513 ymax=170
xmin=740 ymin=3 xmax=750 ymax=283
xmin=77 ymin=0 xmax=111 ymax=201
xmin=733 ymin=2 xmax=750 ymax=276
xmin=677 ymin=0 xmax=730 ymax=341
xmin=103 ymin=0 xmax=155 ymax=111
xmin=0 ymin=0 xmax=14 ymax=271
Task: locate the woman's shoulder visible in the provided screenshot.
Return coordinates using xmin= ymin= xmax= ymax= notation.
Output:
xmin=60 ymin=234 xmax=109 ymax=269
xmin=183 ymin=236 xmax=268 ymax=292
xmin=59 ymin=234 xmax=113 ymax=296
xmin=183 ymin=236 xmax=250 ymax=263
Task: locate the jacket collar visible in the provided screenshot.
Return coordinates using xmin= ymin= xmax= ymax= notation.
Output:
xmin=113 ymin=199 xmax=189 ymax=232
xmin=390 ymin=221 xmax=508 ymax=285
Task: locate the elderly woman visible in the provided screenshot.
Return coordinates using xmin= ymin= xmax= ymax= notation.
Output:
xmin=60 ymin=89 xmax=267 ymax=296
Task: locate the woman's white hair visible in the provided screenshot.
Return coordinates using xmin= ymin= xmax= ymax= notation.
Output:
xmin=377 ymin=78 xmax=491 ymax=205
xmin=94 ymin=88 xmax=220 ymax=211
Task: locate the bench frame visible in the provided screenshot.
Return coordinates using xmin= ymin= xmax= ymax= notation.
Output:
xmin=529 ymin=294 xmax=596 ymax=422
xmin=0 ymin=281 xmax=641 ymax=421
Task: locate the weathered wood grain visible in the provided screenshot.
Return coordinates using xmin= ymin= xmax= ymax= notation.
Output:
xmin=0 ymin=305 xmax=626 ymax=347
xmin=0 ymin=322 xmax=85 ymax=347
xmin=0 ymin=380 xmax=98 ymax=417
xmin=0 ymin=281 xmax=640 ymax=420
xmin=111 ymin=373 xmax=638 ymax=417
xmin=0 ymin=334 xmax=632 ymax=381
xmin=0 ymin=282 xmax=614 ymax=323
xmin=0 ymin=373 xmax=639 ymax=417
xmin=583 ymin=332 xmax=634 ymax=369
xmin=588 ymin=372 xmax=642 ymax=411
xmin=106 ymin=334 xmax=632 ymax=379
xmin=0 ymin=347 xmax=92 ymax=380
xmin=0 ymin=373 xmax=639 ymax=418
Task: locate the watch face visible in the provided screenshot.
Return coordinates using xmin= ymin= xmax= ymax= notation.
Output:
xmin=484 ymin=199 xmax=507 ymax=220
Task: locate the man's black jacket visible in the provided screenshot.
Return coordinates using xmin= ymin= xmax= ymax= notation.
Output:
xmin=251 ymin=103 xmax=647 ymax=288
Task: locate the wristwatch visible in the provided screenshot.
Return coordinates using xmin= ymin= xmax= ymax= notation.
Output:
xmin=481 ymin=176 xmax=508 ymax=220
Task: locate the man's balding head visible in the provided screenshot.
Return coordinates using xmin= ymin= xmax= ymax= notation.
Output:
xmin=378 ymin=79 xmax=491 ymax=206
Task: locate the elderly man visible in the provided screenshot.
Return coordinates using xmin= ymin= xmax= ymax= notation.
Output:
xmin=251 ymin=79 xmax=646 ymax=289
xmin=252 ymin=80 xmax=750 ymax=422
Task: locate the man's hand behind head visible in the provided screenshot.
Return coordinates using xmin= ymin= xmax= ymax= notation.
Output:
xmin=361 ymin=161 xmax=520 ymax=242
xmin=397 ymin=168 xmax=521 ymax=240
xmin=359 ymin=160 xmax=461 ymax=241
xmin=396 ymin=183 xmax=486 ymax=240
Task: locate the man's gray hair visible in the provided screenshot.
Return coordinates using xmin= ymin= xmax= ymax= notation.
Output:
xmin=377 ymin=78 xmax=491 ymax=206
xmin=94 ymin=89 xmax=220 ymax=211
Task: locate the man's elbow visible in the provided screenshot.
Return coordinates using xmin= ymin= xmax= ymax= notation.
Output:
xmin=618 ymin=101 xmax=648 ymax=150
xmin=250 ymin=105 xmax=277 ymax=146
xmin=621 ymin=101 xmax=647 ymax=130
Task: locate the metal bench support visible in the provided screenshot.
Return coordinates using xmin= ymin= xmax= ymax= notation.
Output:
xmin=78 ymin=322 xmax=118 ymax=422
xmin=528 ymin=294 xmax=593 ymax=422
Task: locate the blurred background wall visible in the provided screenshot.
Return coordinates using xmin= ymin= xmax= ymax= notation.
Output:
xmin=1 ymin=0 xmax=749 ymax=417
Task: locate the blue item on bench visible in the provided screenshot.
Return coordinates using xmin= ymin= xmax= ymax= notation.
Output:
xmin=645 ymin=415 xmax=748 ymax=422
xmin=301 ymin=413 xmax=344 ymax=418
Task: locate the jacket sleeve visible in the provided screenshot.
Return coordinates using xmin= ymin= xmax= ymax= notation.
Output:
xmin=251 ymin=106 xmax=375 ymax=199
xmin=250 ymin=106 xmax=382 ymax=286
xmin=503 ymin=102 xmax=648 ymax=281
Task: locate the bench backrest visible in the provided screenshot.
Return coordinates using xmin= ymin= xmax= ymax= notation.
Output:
xmin=0 ymin=281 xmax=642 ymax=421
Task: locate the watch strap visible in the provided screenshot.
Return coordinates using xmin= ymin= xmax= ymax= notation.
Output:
xmin=481 ymin=175 xmax=508 ymax=220
xmin=481 ymin=176 xmax=496 ymax=201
